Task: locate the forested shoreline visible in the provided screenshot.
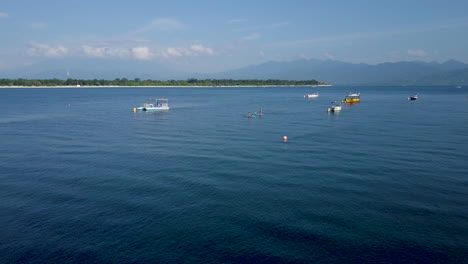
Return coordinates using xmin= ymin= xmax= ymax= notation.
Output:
xmin=0 ymin=78 xmax=325 ymax=87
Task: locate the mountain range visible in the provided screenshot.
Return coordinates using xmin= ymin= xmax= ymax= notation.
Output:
xmin=205 ymin=59 xmax=468 ymax=85
xmin=1 ymin=58 xmax=467 ymax=85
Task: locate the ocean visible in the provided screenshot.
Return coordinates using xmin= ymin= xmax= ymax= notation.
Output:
xmin=0 ymin=86 xmax=467 ymax=263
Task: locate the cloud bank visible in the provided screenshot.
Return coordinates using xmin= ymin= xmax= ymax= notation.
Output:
xmin=161 ymin=44 xmax=214 ymax=58
xmin=26 ymin=42 xmax=215 ymax=60
xmin=26 ymin=43 xmax=69 ymax=57
xmin=132 ymin=46 xmax=152 ymax=60
xmin=81 ymin=46 xmax=130 ymax=58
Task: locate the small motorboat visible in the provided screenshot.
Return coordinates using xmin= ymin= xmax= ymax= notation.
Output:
xmin=136 ymin=98 xmax=170 ymax=111
xmin=408 ymin=94 xmax=418 ymax=100
xmin=304 ymin=92 xmax=319 ymax=98
xmin=327 ymin=102 xmax=342 ymax=112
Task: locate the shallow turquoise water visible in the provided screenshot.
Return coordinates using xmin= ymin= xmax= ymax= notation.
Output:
xmin=0 ymin=86 xmax=467 ymax=263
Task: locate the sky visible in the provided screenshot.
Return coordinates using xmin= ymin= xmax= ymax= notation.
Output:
xmin=1 ymin=0 xmax=468 ymax=73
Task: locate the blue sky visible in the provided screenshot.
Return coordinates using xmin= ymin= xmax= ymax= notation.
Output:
xmin=1 ymin=0 xmax=468 ymax=73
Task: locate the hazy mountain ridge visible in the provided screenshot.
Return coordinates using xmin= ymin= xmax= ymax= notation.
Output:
xmin=207 ymin=59 xmax=468 ymax=85
xmin=1 ymin=58 xmax=467 ymax=85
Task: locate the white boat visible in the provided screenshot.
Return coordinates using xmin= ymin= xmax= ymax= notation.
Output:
xmin=407 ymin=94 xmax=418 ymax=100
xmin=327 ymin=101 xmax=342 ymax=112
xmin=304 ymin=92 xmax=319 ymax=98
xmin=137 ymin=98 xmax=170 ymax=111
xmin=329 ymin=105 xmax=341 ymax=111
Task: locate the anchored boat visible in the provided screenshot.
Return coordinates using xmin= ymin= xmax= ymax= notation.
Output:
xmin=304 ymin=92 xmax=319 ymax=98
xmin=343 ymin=93 xmax=360 ymax=103
xmin=408 ymin=94 xmax=418 ymax=100
xmin=136 ymin=98 xmax=170 ymax=111
xmin=327 ymin=101 xmax=342 ymax=112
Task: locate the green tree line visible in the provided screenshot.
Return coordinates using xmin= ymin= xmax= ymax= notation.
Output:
xmin=0 ymin=78 xmax=324 ymax=87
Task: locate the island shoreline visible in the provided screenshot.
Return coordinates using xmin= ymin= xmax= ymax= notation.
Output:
xmin=0 ymin=84 xmax=333 ymax=88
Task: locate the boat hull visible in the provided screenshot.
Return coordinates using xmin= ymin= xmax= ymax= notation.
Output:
xmin=344 ymin=98 xmax=360 ymax=103
xmin=327 ymin=106 xmax=341 ymax=112
xmin=343 ymin=93 xmax=360 ymax=103
xmin=137 ymin=107 xmax=170 ymax=111
xmin=304 ymin=94 xmax=319 ymax=98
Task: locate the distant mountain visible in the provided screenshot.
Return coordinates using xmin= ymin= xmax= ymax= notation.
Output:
xmin=206 ymin=59 xmax=468 ymax=85
xmin=1 ymin=57 xmax=467 ymax=85
xmin=426 ymin=59 xmax=468 ymax=72
xmin=413 ymin=67 xmax=468 ymax=85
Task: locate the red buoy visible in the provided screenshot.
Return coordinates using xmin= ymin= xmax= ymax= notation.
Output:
xmin=283 ymin=136 xmax=288 ymax=142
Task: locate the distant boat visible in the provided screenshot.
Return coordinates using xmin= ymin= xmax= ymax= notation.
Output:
xmin=304 ymin=92 xmax=319 ymax=98
xmin=343 ymin=92 xmax=360 ymax=103
xmin=248 ymin=106 xmax=263 ymax=118
xmin=327 ymin=101 xmax=342 ymax=112
xmin=408 ymin=94 xmax=418 ymax=100
xmin=256 ymin=106 xmax=263 ymax=117
xmin=136 ymin=98 xmax=170 ymax=111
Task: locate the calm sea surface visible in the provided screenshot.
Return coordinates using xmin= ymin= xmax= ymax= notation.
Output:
xmin=0 ymin=86 xmax=467 ymax=263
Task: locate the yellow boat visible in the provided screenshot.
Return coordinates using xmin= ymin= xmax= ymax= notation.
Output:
xmin=343 ymin=93 xmax=360 ymax=103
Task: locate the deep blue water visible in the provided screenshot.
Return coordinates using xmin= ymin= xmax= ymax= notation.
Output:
xmin=0 ymin=86 xmax=467 ymax=263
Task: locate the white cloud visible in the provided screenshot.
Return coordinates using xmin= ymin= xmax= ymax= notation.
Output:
xmin=31 ymin=22 xmax=47 ymax=29
xmin=79 ymin=44 xmax=214 ymax=60
xmin=24 ymin=41 xmax=214 ymax=61
xmin=132 ymin=46 xmax=152 ymax=60
xmin=135 ymin=18 xmax=185 ymax=33
xmin=26 ymin=43 xmax=68 ymax=57
xmin=164 ymin=47 xmax=184 ymax=57
xmin=259 ymin=50 xmax=265 ymax=57
xmin=81 ymin=46 xmax=103 ymax=57
xmin=407 ymin=49 xmax=427 ymax=57
xmin=81 ymin=45 xmax=130 ymax=58
xmin=189 ymin=44 xmax=214 ymax=55
xmin=0 ymin=12 xmax=8 ymax=19
xmin=161 ymin=44 xmax=215 ymax=58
